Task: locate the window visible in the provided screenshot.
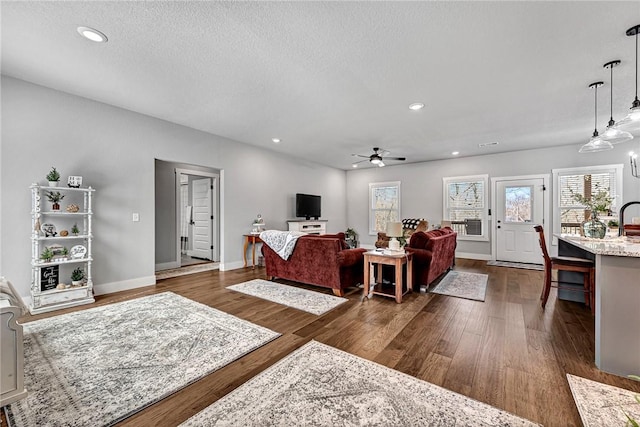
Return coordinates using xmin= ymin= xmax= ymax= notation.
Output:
xmin=369 ymin=181 xmax=401 ymax=235
xmin=552 ymin=164 xmax=623 ymax=237
xmin=442 ymin=175 xmax=489 ymax=241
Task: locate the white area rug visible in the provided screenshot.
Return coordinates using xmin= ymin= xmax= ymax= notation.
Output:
xmin=5 ymin=292 xmax=280 ymax=427
xmin=181 ymin=340 xmax=539 ymax=426
xmin=227 ymin=279 xmax=347 ymax=315
xmin=567 ymin=374 xmax=640 ymax=427
xmin=429 ymin=271 xmax=489 ymax=302
xmin=487 ymin=260 xmax=544 ymax=271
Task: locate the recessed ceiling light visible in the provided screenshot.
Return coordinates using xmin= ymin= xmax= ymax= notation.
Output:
xmin=451 ymin=151 xmax=459 ymax=156
xmin=408 ymin=103 xmax=425 ymax=111
xmin=272 ymin=138 xmax=281 ymax=143
xmin=77 ymin=26 xmax=108 ymax=43
xmin=352 ymin=164 xmax=358 ymax=168
xmin=478 ymin=141 xmax=499 ymax=147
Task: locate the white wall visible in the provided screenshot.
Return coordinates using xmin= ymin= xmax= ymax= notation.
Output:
xmin=1 ymin=76 xmax=347 ymax=300
xmin=346 ymin=145 xmax=640 ymax=255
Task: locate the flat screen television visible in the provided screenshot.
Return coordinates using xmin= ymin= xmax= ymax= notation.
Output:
xmin=296 ymin=193 xmax=321 ymax=220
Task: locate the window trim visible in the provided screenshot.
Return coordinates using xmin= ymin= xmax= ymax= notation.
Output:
xmin=442 ymin=174 xmax=489 ymax=242
xmin=368 ymin=181 xmax=401 ymax=236
xmin=551 ymin=164 xmax=623 ymax=244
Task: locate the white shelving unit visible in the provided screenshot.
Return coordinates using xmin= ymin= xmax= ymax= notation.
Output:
xmin=288 ymin=220 xmax=327 ymax=235
xmin=30 ymin=184 xmax=95 ymax=314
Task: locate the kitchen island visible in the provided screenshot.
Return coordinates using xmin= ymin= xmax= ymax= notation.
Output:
xmin=555 ymin=234 xmax=640 ymax=377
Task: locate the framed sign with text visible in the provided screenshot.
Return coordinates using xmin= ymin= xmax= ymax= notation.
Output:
xmin=40 ymin=265 xmax=59 ymax=291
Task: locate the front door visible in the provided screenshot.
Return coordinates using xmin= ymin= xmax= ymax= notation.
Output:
xmin=189 ymin=178 xmax=213 ymax=260
xmin=496 ymin=178 xmax=545 ymax=264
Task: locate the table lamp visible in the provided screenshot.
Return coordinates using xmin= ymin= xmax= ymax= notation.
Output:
xmin=386 ymin=221 xmax=403 ymax=251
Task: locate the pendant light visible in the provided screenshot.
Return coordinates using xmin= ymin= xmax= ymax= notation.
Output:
xmin=579 ymin=82 xmax=613 ymax=153
xmin=616 ymin=24 xmax=640 ymax=134
xmin=600 ymin=60 xmax=633 ymax=144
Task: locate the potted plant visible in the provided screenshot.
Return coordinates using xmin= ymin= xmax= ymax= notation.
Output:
xmin=71 ymin=223 xmax=80 ymax=236
xmin=46 ymin=191 xmax=65 ymax=210
xmin=608 ymin=219 xmax=619 ymax=232
xmin=571 ymin=186 xmax=612 ymax=239
xmin=60 ymin=247 xmax=69 ymax=260
xmin=40 ymin=247 xmax=54 ymax=263
xmin=46 ymin=167 xmax=61 ymax=187
xmin=71 ymin=267 xmax=85 ymax=286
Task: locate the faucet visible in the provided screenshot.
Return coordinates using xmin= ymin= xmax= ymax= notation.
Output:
xmin=618 ymin=201 xmax=640 ymax=236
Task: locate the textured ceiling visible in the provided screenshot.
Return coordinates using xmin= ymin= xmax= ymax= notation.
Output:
xmin=2 ymin=2 xmax=639 ymax=169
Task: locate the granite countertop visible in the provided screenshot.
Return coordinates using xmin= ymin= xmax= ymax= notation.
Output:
xmin=556 ymin=234 xmax=640 ymax=258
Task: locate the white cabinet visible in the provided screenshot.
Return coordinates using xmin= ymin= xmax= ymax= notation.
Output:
xmin=288 ymin=220 xmax=327 ymax=235
xmin=30 ymin=184 xmax=95 ymax=314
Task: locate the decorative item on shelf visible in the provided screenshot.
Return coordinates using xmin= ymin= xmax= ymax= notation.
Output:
xmin=47 ymin=244 xmax=66 ymax=259
xmin=251 ymin=214 xmax=265 ymax=234
xmin=71 ymin=223 xmax=79 ymax=236
xmin=46 ymin=191 xmax=65 ymax=210
xmin=59 ymin=230 xmax=69 ymax=237
xmin=386 ymin=221 xmax=403 ymax=251
xmin=41 ymin=223 xmax=56 ymax=237
xmin=46 ymin=166 xmax=61 ymax=187
xmin=571 ymin=186 xmax=612 ymax=239
xmin=34 ymin=218 xmax=41 ymax=235
xmin=70 ymin=244 xmax=87 ymax=259
xmin=67 ymin=176 xmax=82 ymax=188
xmin=579 ymin=82 xmax=613 ymax=153
xmin=345 ymin=228 xmax=359 ymax=249
xmin=40 ymin=247 xmax=54 ymax=262
xmin=71 ymin=267 xmax=85 ymax=286
xmin=60 ymin=247 xmax=69 ymax=259
xmin=66 ymin=204 xmax=80 ymax=213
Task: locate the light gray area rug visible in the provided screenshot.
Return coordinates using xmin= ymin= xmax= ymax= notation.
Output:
xmin=487 ymin=260 xmax=544 ymax=271
xmin=5 ymin=292 xmax=280 ymax=427
xmin=567 ymin=374 xmax=640 ymax=427
xmin=227 ymin=279 xmax=347 ymax=315
xmin=181 ymin=340 xmax=539 ymax=426
xmin=429 ymin=271 xmax=489 ymax=302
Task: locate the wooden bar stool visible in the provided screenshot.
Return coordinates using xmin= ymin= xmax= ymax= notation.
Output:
xmin=534 ymin=225 xmax=595 ymax=314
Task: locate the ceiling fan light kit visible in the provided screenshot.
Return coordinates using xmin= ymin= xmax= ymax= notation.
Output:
xmin=351 ymin=147 xmax=406 ymax=168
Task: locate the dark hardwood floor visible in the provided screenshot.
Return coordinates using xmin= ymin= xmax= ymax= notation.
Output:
xmin=11 ymin=259 xmax=640 ymax=426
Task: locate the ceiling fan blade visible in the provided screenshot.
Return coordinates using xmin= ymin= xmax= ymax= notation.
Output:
xmin=351 ymin=159 xmax=369 ymax=164
xmin=351 ymin=154 xmax=370 ymax=158
xmin=385 ymin=157 xmax=406 ymax=161
xmin=378 ymin=149 xmax=390 ymax=157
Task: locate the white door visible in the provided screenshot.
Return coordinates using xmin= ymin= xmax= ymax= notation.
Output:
xmin=496 ymin=178 xmax=545 ymax=264
xmin=189 ymin=178 xmax=212 ymax=260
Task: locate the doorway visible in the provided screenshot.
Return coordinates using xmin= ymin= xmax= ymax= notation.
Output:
xmin=492 ymin=175 xmax=548 ymax=264
xmin=176 ymin=168 xmax=219 ymax=267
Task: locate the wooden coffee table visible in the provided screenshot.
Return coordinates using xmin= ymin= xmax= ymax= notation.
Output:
xmin=363 ymin=250 xmax=413 ymax=303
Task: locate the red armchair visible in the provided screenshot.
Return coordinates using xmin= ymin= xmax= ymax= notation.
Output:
xmin=405 ymin=227 xmax=457 ymax=289
xmin=261 ymin=233 xmax=367 ymax=296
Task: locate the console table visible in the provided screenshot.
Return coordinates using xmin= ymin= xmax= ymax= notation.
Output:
xmin=243 ymin=234 xmax=263 ymax=268
xmin=363 ymin=251 xmax=413 ymax=303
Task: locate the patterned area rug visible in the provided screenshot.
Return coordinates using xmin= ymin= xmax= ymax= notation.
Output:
xmin=487 ymin=260 xmax=544 ymax=271
xmin=567 ymin=374 xmax=640 ymax=427
xmin=227 ymin=279 xmax=347 ymax=315
xmin=181 ymin=340 xmax=539 ymax=426
xmin=429 ymin=271 xmax=488 ymax=302
xmin=5 ymin=292 xmax=280 ymax=427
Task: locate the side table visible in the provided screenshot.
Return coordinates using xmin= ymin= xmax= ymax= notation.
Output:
xmin=363 ymin=250 xmax=413 ymax=303
xmin=243 ymin=234 xmax=263 ymax=268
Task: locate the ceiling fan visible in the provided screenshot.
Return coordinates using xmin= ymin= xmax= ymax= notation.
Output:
xmin=351 ymin=147 xmax=406 ymax=167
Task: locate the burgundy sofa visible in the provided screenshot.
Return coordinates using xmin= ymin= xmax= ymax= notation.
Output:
xmin=404 ymin=227 xmax=457 ymax=289
xmin=261 ymin=233 xmax=367 ymax=296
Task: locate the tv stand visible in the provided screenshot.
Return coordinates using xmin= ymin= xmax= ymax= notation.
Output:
xmin=288 ymin=220 xmax=327 ymax=235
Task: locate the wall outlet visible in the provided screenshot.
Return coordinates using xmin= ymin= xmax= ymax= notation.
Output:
xmin=132 ymin=213 xmax=140 ymax=222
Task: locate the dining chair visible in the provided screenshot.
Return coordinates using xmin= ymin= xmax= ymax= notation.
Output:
xmin=534 ymin=225 xmax=595 ymax=314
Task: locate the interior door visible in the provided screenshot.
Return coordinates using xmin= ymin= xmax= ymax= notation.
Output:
xmin=496 ymin=178 xmax=544 ymax=263
xmin=189 ymin=178 xmax=212 ymax=260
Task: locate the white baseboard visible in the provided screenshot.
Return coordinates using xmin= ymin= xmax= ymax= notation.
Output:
xmin=455 ymin=252 xmax=492 ymax=261
xmin=219 ymin=260 xmax=245 ymax=271
xmin=93 ymin=275 xmax=156 ymax=296
xmin=155 ymin=261 xmax=179 ymax=271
